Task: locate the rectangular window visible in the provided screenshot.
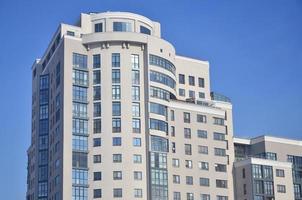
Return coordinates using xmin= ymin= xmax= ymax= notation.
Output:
xmin=73 ymin=70 xmax=88 ymax=86
xmin=112 ymin=85 xmax=121 ymax=100
xmin=67 ymin=31 xmax=75 ymax=36
xmin=214 ymin=132 xmax=225 ymax=141
xmin=133 ymin=154 xmax=142 ymax=163
xmin=72 ymin=187 xmax=87 ymax=200
xmin=73 ymin=86 xmax=87 ymax=102
xmin=252 ymin=165 xmax=263 ymax=179
xmin=264 ymin=181 xmax=274 ymax=195
xmin=93 ymin=70 xmax=101 ymax=84
xmin=112 ymin=102 xmax=121 ymax=116
xmin=113 ymin=171 xmax=122 ymax=180
xmin=113 ymin=154 xmax=122 ymax=163
xmin=187 ymin=193 xmax=194 ymax=200
xmin=277 ymin=185 xmax=286 ymax=193
xmin=73 ymin=118 xmax=88 ymax=135
xmin=134 ymin=188 xmax=143 ymax=198
xmin=184 ymin=128 xmax=191 ymax=139
xmin=183 ymin=112 xmax=190 ymax=123
xmin=93 ymin=155 xmax=102 ymax=163
xmin=140 ymin=25 xmax=151 ymax=35
xmin=93 ymin=119 xmax=101 ymax=133
xmin=132 ymin=118 xmax=141 ymax=133
xmin=131 ymin=54 xmax=139 ymax=69
xmin=186 ymin=176 xmax=193 ymax=185
xmin=94 ymin=102 xmax=101 ymax=117
xmin=72 ymin=135 xmax=88 ymax=151
xmin=189 ymin=90 xmax=195 ymax=98
xmin=112 ymin=118 xmax=121 ymax=132
xmin=173 ymin=192 xmax=181 ymax=200
xmin=72 ymin=102 xmax=87 ymax=118
xmin=199 ymin=92 xmax=205 ymax=99
xmin=198 ymin=145 xmax=208 ymax=154
xmin=189 ymin=76 xmax=195 ymax=86
xmin=215 ymin=164 xmax=227 ymax=172
xmin=215 ymin=148 xmax=226 ymax=156
xmin=185 ymin=160 xmax=193 ymax=169
xmin=171 ymin=126 xmax=175 ymax=137
xmin=198 ymin=77 xmax=205 ymax=87
xmin=93 ymin=138 xmax=101 ymax=147
xmin=132 ymin=86 xmax=140 ymax=100
xmin=179 ymin=88 xmax=185 ymax=96
xmin=94 ymin=172 xmax=102 ymax=181
xmin=197 ymin=130 xmax=207 ymax=138
xmin=94 ymin=23 xmax=103 ymax=33
xmin=201 ymin=194 xmax=210 ymax=200
xmin=173 ymin=175 xmax=180 ymax=184
xmin=113 ymin=188 xmax=123 ymax=198
xmin=133 ymin=138 xmax=141 ymax=147
xmin=132 ymin=70 xmax=140 ymax=84
xmin=185 ymin=144 xmax=192 ymax=155
xmin=216 ymin=179 xmax=228 ymax=188
xmin=112 ymin=69 xmax=120 ymax=83
xmin=94 ymin=189 xmax=102 ymax=198
xmin=172 ymin=158 xmax=180 ymax=167
xmin=132 ymin=103 xmax=140 ymax=117
xmin=112 ymin=53 xmax=120 ymax=67
xmin=217 ymin=196 xmax=228 ymax=200
xmin=197 ymin=114 xmax=207 ymax=123
xmin=93 ymin=86 xmax=101 ymax=100
xmin=179 ymin=74 xmax=185 ymax=84
xmin=134 ymin=171 xmax=142 ymax=180
xmin=276 ymin=169 xmax=285 ymax=177
xmin=93 ymin=54 xmax=101 ymax=68
xmin=113 ymin=22 xmax=132 ymax=32
xmin=73 ymin=53 xmax=87 ymax=69
xmin=72 ymin=169 xmax=88 ymax=185
xmin=73 ymin=152 xmax=88 ymax=168
xmin=200 ymin=178 xmax=210 ymax=186
xmin=198 ymin=161 xmax=209 ymax=170
xmin=112 ymin=137 xmax=121 ymax=146
xmin=214 ymin=117 xmax=224 ymax=126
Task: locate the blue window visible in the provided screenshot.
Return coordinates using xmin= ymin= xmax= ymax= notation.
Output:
xmin=38 ymin=182 xmax=48 ymax=197
xmin=72 ymin=119 xmax=88 ymax=135
xmin=72 ymin=186 xmax=88 ymax=200
xmin=73 ymin=53 xmax=87 ymax=69
xmin=151 ymin=136 xmax=168 ymax=152
xmin=140 ymin=26 xmax=151 ymax=35
xmin=150 ymin=70 xmax=176 ymax=89
xmin=113 ymin=137 xmax=122 ymax=146
xmin=150 ymin=118 xmax=168 ymax=133
xmin=150 ymin=102 xmax=167 ymax=117
xmin=93 ymin=54 xmax=101 ymax=68
xmin=112 ymin=102 xmax=121 ymax=116
xmin=93 ymin=138 xmax=101 ymax=147
xmin=72 ymin=135 xmax=88 ymax=151
xmin=40 ymin=105 xmax=49 ymax=120
xmin=93 ymin=86 xmax=101 ymax=100
xmin=73 ymin=86 xmax=87 ymax=102
xmin=149 ymin=55 xmax=176 ymax=75
xmin=93 ymin=70 xmax=101 ymax=84
xmin=150 ymin=86 xmax=170 ymax=101
xmin=112 ymin=69 xmax=120 ymax=83
xmin=93 ymin=119 xmax=102 ymax=134
xmin=73 ymin=70 xmax=88 ymax=86
xmin=93 ymin=102 xmax=101 ymax=117
xmin=133 ymin=138 xmax=141 ymax=147
xmin=94 ymin=189 xmax=102 ymax=198
xmin=94 ymin=23 xmax=103 ymax=33
xmin=56 ymin=62 xmax=60 ymax=87
xmin=39 ymin=90 xmax=49 ymax=105
xmin=72 ymin=103 xmax=87 ymax=118
xmin=112 ymin=118 xmax=121 ymax=133
xmin=112 ymin=53 xmax=120 ymax=67
xmin=39 ymin=120 xmax=49 ymax=135
xmin=72 ymin=152 xmax=88 ymax=168
xmin=40 ymin=75 xmax=49 ymax=90
xmin=72 ymin=169 xmax=88 ymax=185
xmin=113 ymin=22 xmax=132 ymax=32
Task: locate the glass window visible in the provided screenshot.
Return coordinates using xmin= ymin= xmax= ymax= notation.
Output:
xmin=73 ymin=186 xmax=88 ymax=200
xmin=198 ymin=145 xmax=208 ymax=154
xmin=198 ymin=161 xmax=209 ymax=170
xmin=132 ymin=70 xmax=140 ymax=84
xmin=93 ymin=138 xmax=101 ymax=147
xmin=172 ymin=158 xmax=180 ymax=167
xmin=93 ymin=155 xmax=102 ymax=163
xmin=173 ymin=175 xmax=180 ymax=184
xmin=112 ymin=137 xmax=121 ymax=146
xmin=189 ymin=76 xmax=195 ymax=86
xmin=150 ymin=70 xmax=176 ymax=89
xmin=276 ymin=169 xmax=285 ymax=177
xmin=150 ymin=86 xmax=170 ymax=101
xmin=263 ymin=166 xmax=273 ymax=179
xmin=72 ymin=135 xmax=88 ymax=151
xmin=73 ymin=86 xmax=87 ymax=102
xmin=215 ymin=164 xmax=227 ymax=172
xmin=73 ymin=70 xmax=88 ymax=86
xmin=132 ymin=118 xmax=141 ymax=133
xmin=140 ymin=25 xmax=151 ymax=35
xmin=186 ymin=176 xmax=193 ymax=185
xmin=184 ymin=128 xmax=191 ymax=139
xmin=133 ymin=138 xmax=141 ymax=147
xmin=197 ymin=114 xmax=207 ymax=123
xmin=93 ymin=119 xmax=101 ymax=133
xmin=150 ymin=118 xmax=168 ymax=133
xmin=94 ymin=189 xmax=102 ymax=198
xmin=199 ymin=92 xmax=205 ymax=99
xmin=112 ymin=85 xmax=121 ymax=100
xmin=173 ymin=192 xmax=181 ymax=200
xmin=149 ymin=54 xmax=176 ymax=74
xmin=94 ymin=23 xmax=103 ymax=33
xmin=216 ymin=179 xmax=228 ymax=188
xmin=94 ymin=102 xmax=101 ymax=117
xmin=183 ymin=112 xmax=190 ymax=123
xmin=73 ymin=152 xmax=88 ymax=168
xmin=133 ymin=154 xmax=142 ymax=163
xmin=93 ymin=86 xmax=101 ymax=100
xmin=113 ymin=188 xmax=123 ymax=198
xmin=171 ymin=126 xmax=175 ymax=137
xmin=73 ymin=118 xmax=88 ymax=135
xmin=179 ymin=74 xmax=185 ymax=84
xmin=94 ymin=172 xmax=102 ymax=181
xmin=132 ymin=86 xmax=140 ymax=101
xmin=189 ymin=90 xmax=195 ymax=98
xmin=72 ymin=102 xmax=87 ymax=118
xmin=38 ymin=182 xmax=48 ymax=197
xmin=277 ymin=185 xmax=286 ymax=193
xmin=112 ymin=102 xmax=121 ymax=116
xmin=112 ymin=53 xmax=120 ymax=67
xmin=134 ymin=188 xmax=143 ymax=198
xmin=112 ymin=118 xmax=121 ymax=132
xmin=214 ymin=132 xmax=225 ymax=141
xmin=214 ymin=148 xmax=226 ymax=157
xmin=187 ymin=193 xmax=194 ymax=200
xmin=131 ymin=54 xmax=139 ymax=69
xmin=151 ymin=135 xmax=168 ymax=152
xmin=264 ymin=181 xmax=274 ymax=195
xmin=113 ymin=154 xmax=122 ymax=163
xmin=40 ymin=105 xmax=48 ymax=119
xmin=113 ymin=22 xmax=132 ymax=32
xmin=150 ymin=102 xmax=167 ymax=117
xmin=185 ymin=144 xmax=192 ymax=155
xmin=200 ymin=178 xmax=210 ymax=186
xmin=252 ymin=165 xmax=263 ymax=179
xmin=197 ymin=130 xmax=207 ymax=138
xmin=185 ymin=160 xmax=193 ymax=168
xmin=132 ymin=103 xmax=140 ymax=117
xmin=214 ymin=117 xmax=224 ymax=126
xmin=72 ymin=169 xmax=88 ymax=185
xmin=201 ymin=194 xmax=210 ymax=200
xmin=217 ymin=196 xmax=228 ymax=200
xmin=73 ymin=53 xmax=87 ymax=69
xmin=93 ymin=70 xmax=101 ymax=84
xmin=198 ymin=77 xmax=205 ymax=88
xmin=93 ymin=54 xmax=101 ymax=68
xmin=113 ymin=171 xmax=122 ymax=180
xmin=112 ymin=69 xmax=120 ymax=83
xmin=134 ymin=171 xmax=142 ymax=180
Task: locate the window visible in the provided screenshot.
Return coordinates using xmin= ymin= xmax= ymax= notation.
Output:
xmin=179 ymin=88 xmax=185 ymax=96
xmin=67 ymin=31 xmax=75 ymax=36
xmin=113 ymin=171 xmax=122 ymax=180
xmin=112 ymin=53 xmax=120 ymax=67
xmin=94 ymin=102 xmax=101 ymax=117
xmin=215 ymin=164 xmax=227 ymax=172
xmin=252 ymin=165 xmax=263 ymax=179
xmin=73 ymin=70 xmax=88 ymax=86
xmin=112 ymin=118 xmax=121 ymax=132
xmin=112 ymin=137 xmax=121 ymax=146
xmin=73 ymin=86 xmax=87 ymax=102
xmin=149 ymin=54 xmax=176 ymax=74
xmin=93 ymin=155 xmax=102 ymax=163
xmin=133 ymin=154 xmax=142 ymax=163
xmin=185 ymin=144 xmax=192 ymax=155
xmin=243 ymin=168 xmax=246 ymax=178
xmin=73 ymin=187 xmax=87 ymax=200
xmin=264 ymin=181 xmax=274 ymax=195
xmin=131 ymin=54 xmax=139 ymax=69
xmin=94 ymin=119 xmax=102 ymax=133
xmin=263 ymin=165 xmax=273 ymax=179
xmin=172 ymin=158 xmax=180 ymax=167
xmin=113 ymin=188 xmax=123 ymax=198
xmin=134 ymin=171 xmax=142 ymax=180
xmin=201 ymin=194 xmax=210 ymax=200
xmin=93 ymin=70 xmax=101 ymax=84
xmin=72 ymin=102 xmax=87 ymax=118
xmin=185 ymin=160 xmax=193 ymax=168
xmin=72 ymin=169 xmax=88 ymax=185
xmin=133 ymin=138 xmax=141 ymax=147
xmin=150 ymin=86 xmax=170 ymax=101
xmin=113 ymin=22 xmax=132 ymax=32
xmin=198 ymin=161 xmax=209 ymax=170
xmin=93 ymin=138 xmax=101 ymax=147
xmin=132 ymin=103 xmax=140 ymax=117
xmin=171 ymin=126 xmax=175 ymax=136
xmin=151 ymin=136 xmax=168 ymax=152
xmin=132 ymin=86 xmax=140 ymax=100
xmin=183 ymin=112 xmax=190 ymax=123
xmin=94 ymin=23 xmax=103 ymax=33
xmin=214 ymin=132 xmax=225 ymax=141
xmin=72 ymin=135 xmax=88 ymax=151
xmin=40 ymin=90 xmax=49 ymax=105
xmin=187 ymin=193 xmax=194 ymax=200
xmin=140 ymin=25 xmax=151 ymax=35
xmin=112 ymin=102 xmax=121 ymax=116
xmin=150 ymin=102 xmax=167 ymax=117
xmin=113 ymin=154 xmax=122 ymax=163
xmin=214 ymin=117 xmax=224 ymax=126
xmin=73 ymin=53 xmax=87 ymax=69
xmin=200 ymin=178 xmax=210 ymax=186
xmin=215 ymin=148 xmax=226 ymax=156
xmin=173 ymin=175 xmax=180 ymax=184
xmin=93 ymin=86 xmax=101 ymax=100
xmin=186 ymin=176 xmax=193 ymax=185
xmin=189 ymin=76 xmax=195 ymax=86
xmin=198 ymin=78 xmax=205 ymax=88
xmin=93 ymin=54 xmax=101 ymax=68
xmin=198 ymin=146 xmax=208 ymax=154
xmin=179 ymin=74 xmax=185 ymax=84
xmin=277 ymin=185 xmax=286 ymax=193
xmin=150 ymin=118 xmax=168 ymax=133
xmin=150 ymin=70 xmax=176 ymax=89
xmin=94 ymin=172 xmax=102 ymax=181
xmin=112 ymin=69 xmax=120 ymax=83
xmin=40 ymin=75 xmax=49 ymax=89
xmin=40 ymin=105 xmax=48 ymax=119
xmin=73 ymin=152 xmax=88 ymax=168
xmin=189 ymin=90 xmax=195 ymax=98
xmin=197 ymin=130 xmax=207 ymax=138
xmin=199 ymin=92 xmax=205 ymax=99
xmin=217 ymin=196 xmax=228 ymax=200
xmin=112 ymin=85 xmax=121 ymax=100
xmin=132 ymin=118 xmax=141 ymax=133
xmin=276 ymin=169 xmax=285 ymax=177
xmin=38 ymin=182 xmax=48 ymax=197
xmin=184 ymin=128 xmax=191 ymax=139
xmin=73 ymin=118 xmax=88 ymax=135
xmin=216 ymin=179 xmax=228 ymax=188
xmin=94 ymin=189 xmax=102 ymax=198
xmin=132 ymin=70 xmax=140 ymax=84
xmin=173 ymin=192 xmax=181 ymax=200
xmin=197 ymin=114 xmax=207 ymax=123
xmin=134 ymin=188 xmax=143 ymax=198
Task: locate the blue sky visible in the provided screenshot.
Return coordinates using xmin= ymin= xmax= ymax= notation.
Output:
xmin=0 ymin=0 xmax=301 ymax=198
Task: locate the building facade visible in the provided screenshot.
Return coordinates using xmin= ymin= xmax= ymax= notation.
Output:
xmin=234 ymin=136 xmax=302 ymax=200
xmin=26 ymin=12 xmax=235 ymax=200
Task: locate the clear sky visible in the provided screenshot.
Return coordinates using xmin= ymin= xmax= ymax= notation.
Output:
xmin=0 ymin=0 xmax=301 ymax=198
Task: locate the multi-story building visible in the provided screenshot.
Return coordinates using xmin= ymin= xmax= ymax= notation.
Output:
xmin=26 ymin=11 xmax=235 ymax=200
xmin=234 ymin=135 xmax=302 ymax=200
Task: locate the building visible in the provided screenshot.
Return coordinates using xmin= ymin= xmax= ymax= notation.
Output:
xmin=26 ymin=11 xmax=235 ymax=200
xmin=234 ymin=136 xmax=302 ymax=200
